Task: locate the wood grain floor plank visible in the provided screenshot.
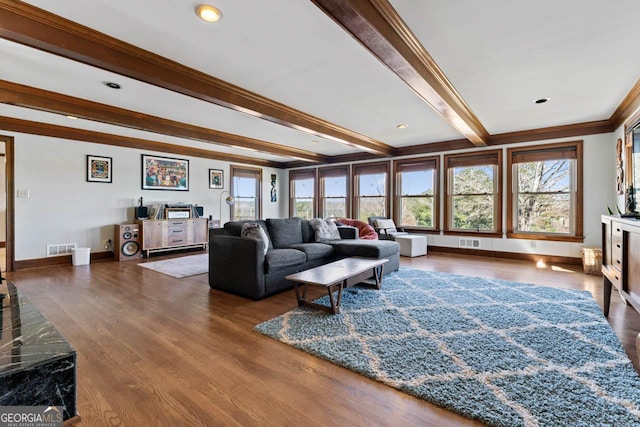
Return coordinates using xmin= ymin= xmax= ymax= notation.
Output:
xmin=5 ymin=251 xmax=640 ymax=426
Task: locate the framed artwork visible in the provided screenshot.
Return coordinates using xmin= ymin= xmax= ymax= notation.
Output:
xmin=87 ymin=155 xmax=112 ymax=183
xmin=209 ymin=169 xmax=223 ymax=189
xmin=141 ymin=154 xmax=189 ymax=191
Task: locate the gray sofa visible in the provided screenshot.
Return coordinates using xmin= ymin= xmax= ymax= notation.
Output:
xmin=209 ymin=217 xmax=400 ymax=300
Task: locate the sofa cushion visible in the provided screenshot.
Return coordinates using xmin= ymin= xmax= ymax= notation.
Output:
xmin=224 ymin=220 xmax=273 ymax=249
xmin=330 ymin=240 xmax=399 ymax=259
xmin=241 ymin=223 xmax=269 ymax=255
xmin=267 ymin=218 xmax=303 ymax=248
xmin=301 ymin=220 xmax=315 ymax=243
xmin=264 ymin=248 xmax=306 ymax=272
xmin=288 ymin=243 xmax=334 ymax=261
xmin=309 ymin=218 xmax=341 ymax=241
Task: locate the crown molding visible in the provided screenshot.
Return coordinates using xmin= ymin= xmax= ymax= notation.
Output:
xmin=488 ymin=120 xmax=613 ymax=146
xmin=0 ymin=116 xmax=285 ymax=168
xmin=0 ymin=80 xmax=326 ymax=164
xmin=312 ymin=0 xmax=489 ymax=146
xmin=610 ymin=77 xmax=640 ymax=129
xmin=0 ymin=0 xmax=394 ymax=156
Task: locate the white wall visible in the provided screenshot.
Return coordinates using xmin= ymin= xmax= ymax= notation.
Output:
xmin=9 ymin=132 xmax=285 ymax=261
xmin=285 ymin=133 xmax=618 ymax=259
xmin=3 ymin=129 xmax=620 ymax=261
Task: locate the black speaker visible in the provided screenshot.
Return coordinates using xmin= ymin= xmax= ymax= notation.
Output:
xmin=114 ymin=224 xmax=141 ymax=261
xmin=135 ymin=206 xmax=148 ymax=219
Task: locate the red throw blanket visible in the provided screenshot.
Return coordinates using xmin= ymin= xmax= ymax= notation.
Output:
xmin=337 ymin=218 xmax=378 ymax=240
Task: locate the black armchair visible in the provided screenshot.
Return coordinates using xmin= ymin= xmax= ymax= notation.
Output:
xmin=367 ymin=217 xmax=409 ymax=241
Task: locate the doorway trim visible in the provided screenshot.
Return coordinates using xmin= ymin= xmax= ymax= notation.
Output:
xmin=0 ymin=135 xmax=14 ymax=272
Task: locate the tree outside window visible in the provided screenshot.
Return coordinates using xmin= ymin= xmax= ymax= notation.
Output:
xmin=289 ymin=169 xmax=316 ymax=219
xmin=395 ymin=157 xmax=438 ymax=230
xmin=292 ymin=177 xmax=314 ymax=219
xmin=444 ymin=151 xmax=502 ymax=235
xmin=353 ymin=162 xmax=389 ymax=222
xmin=322 ymin=175 xmax=348 ymax=218
xmin=507 ymin=141 xmax=583 ymax=241
xmin=231 ymin=165 xmax=262 ymax=221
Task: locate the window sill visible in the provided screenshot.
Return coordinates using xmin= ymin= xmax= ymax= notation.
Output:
xmin=506 ymin=233 xmax=584 ymax=243
xmin=443 ymin=230 xmax=502 ymax=238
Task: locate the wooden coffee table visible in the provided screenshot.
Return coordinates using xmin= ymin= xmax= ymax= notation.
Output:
xmin=285 ymin=257 xmax=388 ymax=314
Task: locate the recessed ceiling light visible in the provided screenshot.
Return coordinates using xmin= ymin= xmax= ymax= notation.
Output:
xmin=196 ymin=4 xmax=222 ymax=22
xmin=311 ymin=140 xmax=318 ymax=144
xmin=396 ymin=124 xmax=408 ymax=129
xmin=104 ymin=82 xmax=121 ymax=89
xmin=534 ymin=98 xmax=550 ymax=104
xmin=65 ymin=115 xmax=78 ymax=120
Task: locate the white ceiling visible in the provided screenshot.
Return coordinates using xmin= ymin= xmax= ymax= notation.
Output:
xmin=3 ymin=0 xmax=640 ymax=163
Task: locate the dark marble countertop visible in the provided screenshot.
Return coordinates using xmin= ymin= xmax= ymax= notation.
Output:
xmin=0 ymin=281 xmax=75 ymax=376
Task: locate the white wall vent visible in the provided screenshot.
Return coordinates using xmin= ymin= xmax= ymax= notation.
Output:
xmin=459 ymin=238 xmax=481 ymax=249
xmin=46 ymin=243 xmax=77 ymax=257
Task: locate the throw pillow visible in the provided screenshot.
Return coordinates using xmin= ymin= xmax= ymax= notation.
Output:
xmin=375 ymin=218 xmax=397 ymax=232
xmin=266 ymin=218 xmax=303 ymax=248
xmin=309 ymin=218 xmax=341 ymax=241
xmin=241 ymin=223 xmax=269 ymax=255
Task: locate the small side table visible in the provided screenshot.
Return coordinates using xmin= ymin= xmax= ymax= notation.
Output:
xmin=395 ymin=235 xmax=427 ymax=257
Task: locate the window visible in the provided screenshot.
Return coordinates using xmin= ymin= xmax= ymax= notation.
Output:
xmin=318 ymin=165 xmax=350 ymax=218
xmin=444 ymin=150 xmax=502 ymax=235
xmin=289 ymin=169 xmax=316 ymax=219
xmin=353 ymin=162 xmax=390 ymax=222
xmin=394 ymin=157 xmax=439 ymax=230
xmin=507 ymin=141 xmax=583 ymax=241
xmin=230 ymin=165 xmax=262 ymax=221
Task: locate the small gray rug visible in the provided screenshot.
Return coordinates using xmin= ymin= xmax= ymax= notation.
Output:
xmin=138 ymin=254 xmax=208 ymax=278
xmin=256 ymin=268 xmax=640 ymax=426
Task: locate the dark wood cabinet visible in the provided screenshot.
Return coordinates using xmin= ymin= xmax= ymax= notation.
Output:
xmin=602 ymin=215 xmax=640 ymax=316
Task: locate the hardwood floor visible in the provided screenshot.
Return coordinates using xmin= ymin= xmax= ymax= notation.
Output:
xmin=5 ymin=251 xmax=640 ymax=426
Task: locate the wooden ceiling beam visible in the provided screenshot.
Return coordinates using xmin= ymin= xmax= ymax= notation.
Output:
xmin=0 ymin=116 xmax=284 ymax=168
xmin=0 ymin=0 xmax=394 ymax=156
xmin=312 ymin=0 xmax=489 ymax=146
xmin=0 ymin=80 xmax=326 ymax=163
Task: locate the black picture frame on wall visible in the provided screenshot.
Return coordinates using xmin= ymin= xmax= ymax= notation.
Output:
xmin=87 ymin=155 xmax=112 ymax=183
xmin=209 ymin=169 xmax=223 ymax=189
xmin=141 ymin=154 xmax=189 ymax=191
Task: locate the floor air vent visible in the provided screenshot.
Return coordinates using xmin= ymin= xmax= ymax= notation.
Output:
xmin=459 ymin=238 xmax=481 ymax=249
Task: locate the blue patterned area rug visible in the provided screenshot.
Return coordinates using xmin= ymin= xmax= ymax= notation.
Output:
xmin=255 ymin=268 xmax=640 ymax=426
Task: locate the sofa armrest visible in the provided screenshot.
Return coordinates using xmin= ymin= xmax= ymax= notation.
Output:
xmin=209 ymin=234 xmax=267 ymax=298
xmin=338 ymin=225 xmax=358 ymax=240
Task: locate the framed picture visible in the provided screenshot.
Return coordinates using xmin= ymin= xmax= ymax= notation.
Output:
xmin=87 ymin=155 xmax=112 ymax=183
xmin=142 ymin=154 xmax=189 ymax=191
xmin=209 ymin=169 xmax=223 ymax=189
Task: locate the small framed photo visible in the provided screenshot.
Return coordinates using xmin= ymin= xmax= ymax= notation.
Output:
xmin=142 ymin=154 xmax=189 ymax=191
xmin=87 ymin=155 xmax=112 ymax=183
xmin=209 ymin=169 xmax=223 ymax=189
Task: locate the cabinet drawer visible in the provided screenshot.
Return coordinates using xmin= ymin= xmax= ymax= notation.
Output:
xmin=606 ymin=267 xmax=623 ymax=291
xmin=167 ymin=235 xmax=187 ymax=245
xmin=168 ymin=220 xmax=188 ymax=227
xmin=612 ymin=236 xmax=623 ymax=270
xmin=612 ymin=222 xmax=623 ymax=238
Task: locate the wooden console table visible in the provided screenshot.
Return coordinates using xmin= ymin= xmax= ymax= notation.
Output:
xmin=138 ymin=218 xmax=208 ymax=257
xmin=602 ymin=215 xmax=640 ymax=316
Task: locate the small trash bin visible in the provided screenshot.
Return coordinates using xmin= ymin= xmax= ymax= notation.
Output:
xmin=71 ymin=247 xmax=90 ymax=266
xmin=581 ymin=246 xmax=602 ymax=275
